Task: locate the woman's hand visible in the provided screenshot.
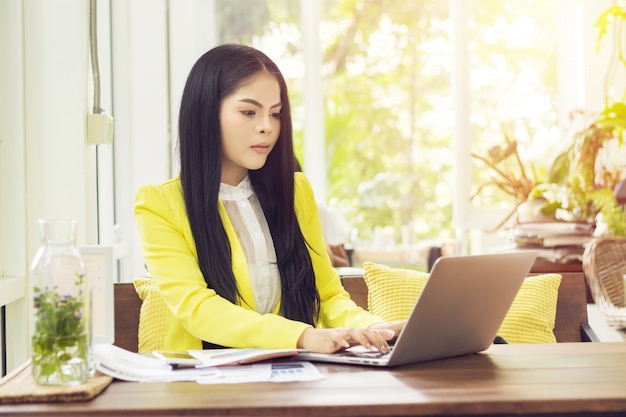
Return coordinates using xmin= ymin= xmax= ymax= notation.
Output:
xmin=297 ymin=327 xmax=396 ymax=354
xmin=368 ymin=320 xmax=406 ymax=339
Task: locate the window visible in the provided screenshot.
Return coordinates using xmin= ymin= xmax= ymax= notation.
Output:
xmin=464 ymin=0 xmax=561 ymax=221
xmin=127 ymin=0 xmax=594 ymax=274
xmin=194 ymin=0 xmax=568 ymax=267
xmin=321 ymin=0 xmax=454 ymax=263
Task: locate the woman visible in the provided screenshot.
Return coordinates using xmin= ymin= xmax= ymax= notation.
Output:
xmin=134 ymin=44 xmax=403 ymax=354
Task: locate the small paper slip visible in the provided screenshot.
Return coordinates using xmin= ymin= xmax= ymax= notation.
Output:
xmin=195 ymin=361 xmax=325 ymax=384
xmin=94 ymin=344 xmax=222 ymax=382
xmin=269 ymin=361 xmax=325 ymax=382
xmin=188 ymin=348 xmax=301 ymax=367
xmin=196 ymin=363 xmax=272 ymax=384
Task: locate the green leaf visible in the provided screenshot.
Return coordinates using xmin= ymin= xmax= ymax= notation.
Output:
xmin=547 ymin=151 xmax=571 ymax=184
xmin=594 ymin=5 xmax=626 ymax=51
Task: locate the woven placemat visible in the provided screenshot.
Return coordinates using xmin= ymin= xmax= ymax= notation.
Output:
xmin=0 ymin=360 xmax=113 ymax=404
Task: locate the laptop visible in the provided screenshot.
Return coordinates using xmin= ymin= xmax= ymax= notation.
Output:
xmin=297 ymin=250 xmax=537 ymax=367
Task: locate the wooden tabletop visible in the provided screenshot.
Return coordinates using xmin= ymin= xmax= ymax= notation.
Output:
xmin=2 ymin=342 xmax=626 ymax=417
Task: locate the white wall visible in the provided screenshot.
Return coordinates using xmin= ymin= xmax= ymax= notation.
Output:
xmin=0 ymin=0 xmax=92 ymax=374
xmin=24 ymin=0 xmax=90 ymax=243
xmin=111 ymin=0 xmax=171 ymax=281
xmin=0 ymin=0 xmax=28 ymax=375
xmin=116 ymin=0 xmax=224 ymax=280
xmin=168 ymin=0 xmax=218 ymax=175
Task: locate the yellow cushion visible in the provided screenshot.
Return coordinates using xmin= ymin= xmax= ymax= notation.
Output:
xmin=133 ymin=277 xmax=167 ymax=353
xmin=363 ymin=261 xmax=561 ymax=344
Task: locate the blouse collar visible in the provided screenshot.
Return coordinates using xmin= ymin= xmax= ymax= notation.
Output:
xmin=219 ymin=175 xmax=254 ymax=201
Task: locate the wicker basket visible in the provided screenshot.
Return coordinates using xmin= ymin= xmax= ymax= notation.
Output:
xmin=583 ymin=236 xmax=626 ymax=328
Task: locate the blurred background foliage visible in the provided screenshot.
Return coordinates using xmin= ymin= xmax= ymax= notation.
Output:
xmin=215 ymin=0 xmax=560 ymax=248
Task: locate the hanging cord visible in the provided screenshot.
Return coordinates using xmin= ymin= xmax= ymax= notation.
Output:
xmin=90 ymin=0 xmax=103 ymax=114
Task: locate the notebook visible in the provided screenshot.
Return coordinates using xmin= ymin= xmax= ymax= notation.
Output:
xmin=297 ymin=250 xmax=537 ymax=367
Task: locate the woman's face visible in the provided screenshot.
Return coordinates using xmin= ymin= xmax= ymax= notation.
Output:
xmin=219 ymin=71 xmax=282 ymax=185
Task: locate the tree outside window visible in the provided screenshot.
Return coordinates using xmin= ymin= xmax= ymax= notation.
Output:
xmin=215 ymin=0 xmax=560 ymax=268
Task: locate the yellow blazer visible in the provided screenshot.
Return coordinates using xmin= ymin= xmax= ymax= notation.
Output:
xmin=134 ymin=172 xmax=383 ymax=351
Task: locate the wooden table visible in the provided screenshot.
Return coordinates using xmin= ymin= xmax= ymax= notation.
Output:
xmin=2 ymin=342 xmax=626 ymax=417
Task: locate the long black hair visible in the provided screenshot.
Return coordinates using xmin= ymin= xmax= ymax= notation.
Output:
xmin=178 ymin=44 xmax=320 ymax=326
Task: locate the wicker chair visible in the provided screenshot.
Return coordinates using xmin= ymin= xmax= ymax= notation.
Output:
xmin=583 ymin=236 xmax=626 ymax=328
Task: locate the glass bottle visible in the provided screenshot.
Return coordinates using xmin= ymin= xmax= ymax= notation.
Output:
xmin=30 ymin=219 xmax=89 ymax=386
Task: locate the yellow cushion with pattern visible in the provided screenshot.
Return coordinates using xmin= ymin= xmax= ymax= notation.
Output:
xmin=133 ymin=277 xmax=167 ymax=353
xmin=363 ymin=261 xmax=561 ymax=344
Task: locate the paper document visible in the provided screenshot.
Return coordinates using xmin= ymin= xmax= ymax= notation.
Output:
xmin=188 ymin=348 xmax=301 ymax=367
xmin=94 ymin=344 xmax=222 ymax=382
xmin=196 ymin=363 xmax=271 ymax=384
xmin=95 ymin=344 xmax=324 ymax=384
xmin=196 ymin=361 xmax=325 ymax=384
xmin=269 ymin=361 xmax=325 ymax=382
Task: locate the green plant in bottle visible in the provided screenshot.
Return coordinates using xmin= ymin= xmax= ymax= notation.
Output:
xmin=31 ymin=273 xmax=88 ymax=385
xmin=30 ymin=219 xmax=89 ymax=386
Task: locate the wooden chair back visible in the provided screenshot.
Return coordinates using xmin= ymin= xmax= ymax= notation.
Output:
xmin=113 ymin=283 xmax=142 ymax=352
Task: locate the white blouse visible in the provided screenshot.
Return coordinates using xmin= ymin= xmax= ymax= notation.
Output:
xmin=219 ymin=176 xmax=280 ymax=314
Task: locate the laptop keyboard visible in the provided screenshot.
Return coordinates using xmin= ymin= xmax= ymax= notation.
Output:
xmin=336 ymin=346 xmax=393 ymax=359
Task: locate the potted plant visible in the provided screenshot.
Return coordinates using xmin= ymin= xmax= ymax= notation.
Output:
xmin=539 ymin=3 xmax=626 ymax=235
xmin=472 ymin=3 xmax=626 ymax=237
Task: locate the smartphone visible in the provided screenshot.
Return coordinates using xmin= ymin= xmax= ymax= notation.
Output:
xmin=152 ymin=351 xmax=202 ymax=367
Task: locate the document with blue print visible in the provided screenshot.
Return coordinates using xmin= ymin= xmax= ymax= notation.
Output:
xmin=195 ymin=361 xmax=324 ymax=384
